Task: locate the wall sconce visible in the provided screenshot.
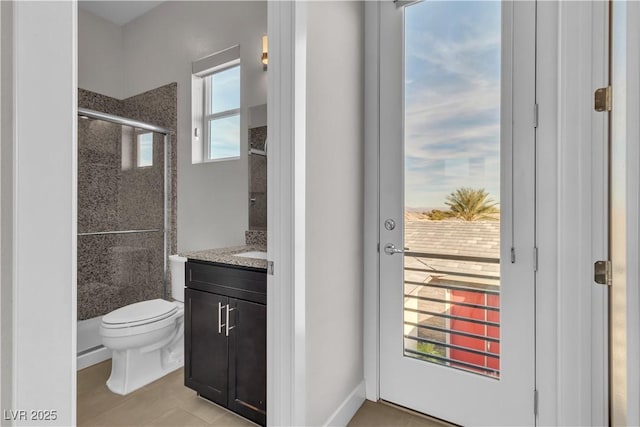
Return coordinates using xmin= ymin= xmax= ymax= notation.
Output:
xmin=261 ymin=35 xmax=268 ymax=71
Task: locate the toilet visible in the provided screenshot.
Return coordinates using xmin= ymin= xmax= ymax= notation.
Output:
xmin=100 ymin=255 xmax=187 ymax=395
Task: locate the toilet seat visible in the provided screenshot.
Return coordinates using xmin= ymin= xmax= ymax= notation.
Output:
xmin=101 ymin=299 xmax=180 ymax=338
xmin=102 ymin=299 xmax=177 ymax=328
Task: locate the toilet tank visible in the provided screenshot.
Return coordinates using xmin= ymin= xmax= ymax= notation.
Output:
xmin=169 ymin=255 xmax=187 ymax=302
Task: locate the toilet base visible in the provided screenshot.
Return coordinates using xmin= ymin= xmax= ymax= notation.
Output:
xmin=106 ymin=337 xmax=184 ymax=395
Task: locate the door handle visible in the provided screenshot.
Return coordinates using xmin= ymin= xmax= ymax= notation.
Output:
xmin=384 ymin=243 xmax=405 ymax=255
xmin=225 ymin=304 xmax=235 ymax=337
xmin=218 ymin=302 xmax=225 ymax=334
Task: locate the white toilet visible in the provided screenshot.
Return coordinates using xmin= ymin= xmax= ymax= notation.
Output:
xmin=100 ymin=255 xmax=187 ymax=395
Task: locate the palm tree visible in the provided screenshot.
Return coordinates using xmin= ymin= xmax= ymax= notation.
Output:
xmin=445 ymin=187 xmax=499 ymax=221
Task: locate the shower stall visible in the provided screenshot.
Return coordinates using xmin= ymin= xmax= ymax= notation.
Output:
xmin=76 ymin=108 xmax=172 ymax=369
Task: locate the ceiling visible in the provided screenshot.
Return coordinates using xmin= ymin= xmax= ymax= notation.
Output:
xmin=78 ymin=1 xmax=164 ymax=26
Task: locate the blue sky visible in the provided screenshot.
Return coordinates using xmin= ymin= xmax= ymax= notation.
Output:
xmin=404 ymin=1 xmax=501 ymax=209
xmin=208 ymin=66 xmax=241 ymax=160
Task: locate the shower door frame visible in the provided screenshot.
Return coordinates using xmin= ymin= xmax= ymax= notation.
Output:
xmin=77 ymin=107 xmax=173 ymax=300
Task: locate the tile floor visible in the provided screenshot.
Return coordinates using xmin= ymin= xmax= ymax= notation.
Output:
xmin=77 ymin=360 xmax=450 ymax=427
xmin=77 ymin=360 xmax=254 ymax=426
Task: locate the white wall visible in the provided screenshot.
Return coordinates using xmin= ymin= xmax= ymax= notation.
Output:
xmin=78 ymin=1 xmax=267 ymax=251
xmin=0 ymin=2 xmax=11 ymax=422
xmin=305 ymin=2 xmax=365 ymax=425
xmin=78 ymin=8 xmax=124 ymax=99
xmin=8 ymin=2 xmax=77 ymax=425
xmin=121 ymin=1 xmax=267 ymax=251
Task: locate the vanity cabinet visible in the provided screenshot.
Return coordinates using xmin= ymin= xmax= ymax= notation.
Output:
xmin=184 ymin=261 xmax=266 ymax=426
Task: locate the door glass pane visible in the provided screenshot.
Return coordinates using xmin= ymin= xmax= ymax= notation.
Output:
xmin=403 ymin=1 xmax=501 ymax=379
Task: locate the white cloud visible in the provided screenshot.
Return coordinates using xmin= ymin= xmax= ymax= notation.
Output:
xmin=403 ymin=1 xmax=502 ymax=208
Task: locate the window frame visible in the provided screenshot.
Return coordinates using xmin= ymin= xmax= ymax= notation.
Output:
xmin=191 ymin=45 xmax=241 ymax=164
xmin=202 ymin=63 xmax=242 ymax=162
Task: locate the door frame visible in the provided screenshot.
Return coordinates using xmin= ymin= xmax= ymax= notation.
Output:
xmin=363 ymin=1 xmax=610 ymax=425
xmin=536 ymin=2 xmax=608 ymax=425
xmin=609 ymin=2 xmax=640 ymax=425
xmin=266 ymin=2 xmax=308 ymax=426
xmin=1 ymin=2 xmax=306 ymax=425
xmin=624 ymin=4 xmax=640 ymax=423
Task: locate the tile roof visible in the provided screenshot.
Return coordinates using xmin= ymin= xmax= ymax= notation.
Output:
xmin=404 ymin=220 xmax=500 ymax=258
xmin=403 ymin=220 xmax=500 ymax=287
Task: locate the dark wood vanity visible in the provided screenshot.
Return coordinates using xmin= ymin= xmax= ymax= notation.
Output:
xmin=184 ymin=259 xmax=267 ymax=426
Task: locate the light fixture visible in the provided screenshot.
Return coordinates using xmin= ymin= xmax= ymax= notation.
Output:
xmin=261 ymin=35 xmax=268 ymax=70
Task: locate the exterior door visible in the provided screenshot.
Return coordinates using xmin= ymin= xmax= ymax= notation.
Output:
xmin=378 ymin=1 xmax=536 ymax=425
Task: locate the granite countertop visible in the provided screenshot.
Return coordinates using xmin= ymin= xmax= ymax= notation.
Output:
xmin=180 ymin=245 xmax=267 ymax=270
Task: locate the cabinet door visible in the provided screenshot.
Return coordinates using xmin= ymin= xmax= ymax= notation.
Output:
xmin=184 ymin=288 xmax=229 ymax=406
xmin=227 ymin=298 xmax=267 ymax=426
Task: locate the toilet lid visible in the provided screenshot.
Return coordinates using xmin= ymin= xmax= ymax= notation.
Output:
xmin=102 ymin=299 xmax=178 ymax=327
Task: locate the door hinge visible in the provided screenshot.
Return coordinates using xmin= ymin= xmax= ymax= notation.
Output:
xmin=594 ymin=260 xmax=611 ymax=286
xmin=594 ymin=86 xmax=612 ymax=112
xmin=534 ymin=389 xmax=539 ymax=416
xmin=533 ymin=247 xmax=538 ymax=272
xmin=377 ymin=242 xmax=380 ymax=253
xmin=510 ymin=247 xmax=516 ymax=264
xmin=533 ymin=103 xmax=539 ymax=128
xmin=267 ymin=261 xmax=274 ymax=275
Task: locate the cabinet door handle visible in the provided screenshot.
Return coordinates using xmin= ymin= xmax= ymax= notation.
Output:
xmin=218 ymin=302 xmax=225 ymax=334
xmin=225 ymin=304 xmax=235 ymax=337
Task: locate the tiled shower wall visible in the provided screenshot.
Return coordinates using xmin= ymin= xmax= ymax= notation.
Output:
xmin=249 ymin=125 xmax=267 ymax=231
xmin=77 ymin=84 xmax=177 ymax=320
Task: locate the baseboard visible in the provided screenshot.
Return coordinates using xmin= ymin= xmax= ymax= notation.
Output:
xmin=77 ymin=316 xmax=104 ymax=353
xmin=323 ymin=381 xmax=366 ymax=427
xmin=77 ymin=346 xmax=111 ymax=370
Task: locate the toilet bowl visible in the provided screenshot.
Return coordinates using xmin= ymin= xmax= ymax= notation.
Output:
xmin=100 ymin=255 xmax=187 ymax=395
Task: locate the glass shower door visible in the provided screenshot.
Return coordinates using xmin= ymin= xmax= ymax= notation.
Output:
xmin=77 ymin=116 xmax=167 ymax=322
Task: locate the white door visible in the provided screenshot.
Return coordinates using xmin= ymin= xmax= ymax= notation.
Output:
xmin=378 ymin=1 xmax=536 ymax=425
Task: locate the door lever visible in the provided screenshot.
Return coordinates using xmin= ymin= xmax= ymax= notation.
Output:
xmin=384 ymin=243 xmax=405 ymax=255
